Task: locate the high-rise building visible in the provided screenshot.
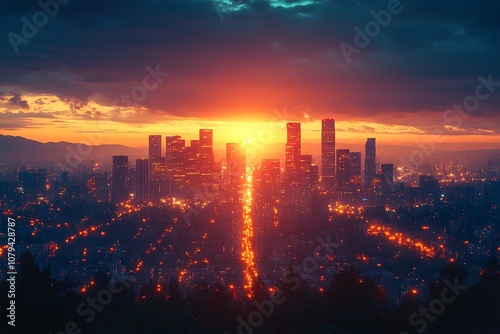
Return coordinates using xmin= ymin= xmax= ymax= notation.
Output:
xmin=112 ymin=156 xmax=129 ymax=204
xmin=135 ymin=159 xmax=149 ymax=203
xmin=285 ymin=122 xmax=301 ymax=183
xmin=86 ymin=172 xmax=108 ymax=202
xmin=255 ymin=159 xmax=282 ymax=243
xmin=261 ymin=159 xmax=281 ymax=191
xmin=226 ymin=143 xmax=246 ymax=193
xmin=321 ymin=118 xmax=336 ymax=192
xmin=336 ymin=149 xmax=350 ymax=198
xmin=349 ymin=152 xmax=362 ymax=199
xmin=166 ymin=136 xmax=185 ymax=169
xmin=149 ymin=135 xmax=162 ymax=162
xmin=184 ymin=145 xmax=201 ymax=189
xmin=199 ymin=129 xmax=214 ymax=184
xmin=199 ymin=129 xmax=213 ymax=148
xmin=364 ymin=138 xmax=376 ymax=190
xmin=166 ymin=135 xmax=186 ymax=194
xmin=148 ymin=135 xmax=164 ymax=200
xmin=349 ymin=152 xmax=362 ymax=177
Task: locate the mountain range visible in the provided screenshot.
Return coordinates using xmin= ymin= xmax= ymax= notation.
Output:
xmin=1 ymin=134 xmax=499 ymax=166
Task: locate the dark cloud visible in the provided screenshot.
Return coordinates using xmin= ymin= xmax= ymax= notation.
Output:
xmin=8 ymin=94 xmax=29 ymax=109
xmin=0 ymin=0 xmax=498 ymax=134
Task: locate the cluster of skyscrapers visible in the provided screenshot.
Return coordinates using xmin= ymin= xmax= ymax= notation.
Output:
xmin=109 ymin=119 xmax=395 ymax=209
xmin=111 ymin=130 xmax=218 ymax=204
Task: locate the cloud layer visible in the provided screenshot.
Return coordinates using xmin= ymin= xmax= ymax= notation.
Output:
xmin=0 ymin=0 xmax=499 ymax=136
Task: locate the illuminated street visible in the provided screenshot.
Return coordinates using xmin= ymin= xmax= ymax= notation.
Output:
xmin=242 ymin=170 xmax=258 ymax=298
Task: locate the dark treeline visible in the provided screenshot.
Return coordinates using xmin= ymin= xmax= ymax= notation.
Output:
xmin=1 ymin=252 xmax=499 ymax=334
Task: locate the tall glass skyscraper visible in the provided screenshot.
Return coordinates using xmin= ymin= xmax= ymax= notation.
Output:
xmin=321 ymin=118 xmax=335 ymax=193
xmin=364 ymin=138 xmax=376 ymax=190
xmin=112 ymin=155 xmax=129 ymax=204
xmin=285 ymin=122 xmax=301 ymax=178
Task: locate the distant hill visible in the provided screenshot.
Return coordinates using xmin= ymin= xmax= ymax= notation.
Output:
xmin=0 ymin=135 xmax=145 ymax=163
xmin=1 ymin=134 xmax=499 ymax=166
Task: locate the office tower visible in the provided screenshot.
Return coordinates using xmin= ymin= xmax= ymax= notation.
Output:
xmin=349 ymin=152 xmax=362 ymax=199
xmin=149 ymin=135 xmax=162 ymax=162
xmin=254 ymin=159 xmax=281 ymax=249
xmin=226 ymin=143 xmax=246 ymax=194
xmin=364 ymin=138 xmax=376 ymax=190
xmin=321 ymin=118 xmax=336 ymax=192
xmin=86 ymin=172 xmax=109 ymax=202
xmin=261 ymin=159 xmax=281 ymax=190
xmin=64 ymin=182 xmax=84 ymax=205
xmin=296 ymin=154 xmax=319 ymax=215
xmin=199 ymin=129 xmax=213 ymax=147
xmin=166 ymin=135 xmax=186 ymax=194
xmin=112 ymin=156 xmax=129 ymax=204
xmin=135 ymin=159 xmax=149 ymax=203
xmin=150 ymin=157 xmax=167 ymax=202
xmin=336 ymin=149 xmax=350 ymax=199
xmin=184 ymin=145 xmax=201 ymax=189
xmin=349 ymin=152 xmax=362 ymax=177
xmin=285 ymin=122 xmax=301 ymax=186
xmin=286 ymin=122 xmax=301 ymax=153
xmin=199 ymin=129 xmax=214 ymax=184
xmin=371 ymin=175 xmax=385 ymax=205
xmin=298 ymin=154 xmax=314 ymax=191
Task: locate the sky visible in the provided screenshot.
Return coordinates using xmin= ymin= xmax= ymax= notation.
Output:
xmin=0 ymin=0 xmax=499 ymax=153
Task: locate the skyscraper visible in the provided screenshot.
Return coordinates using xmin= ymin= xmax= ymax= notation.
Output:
xmin=149 ymin=135 xmax=162 ymax=162
xmin=199 ymin=129 xmax=214 ymax=184
xmin=321 ymin=118 xmax=335 ymax=192
xmin=166 ymin=135 xmax=186 ymax=194
xmin=226 ymin=143 xmax=246 ymax=190
xmin=185 ymin=143 xmax=201 ymax=189
xmin=336 ymin=149 xmax=350 ymax=198
xmin=261 ymin=159 xmax=281 ymax=191
xmin=364 ymin=138 xmax=376 ymax=190
xmin=135 ymin=159 xmax=149 ymax=203
xmin=349 ymin=152 xmax=362 ymax=178
xmin=349 ymin=152 xmax=362 ymax=199
xmin=149 ymin=135 xmax=167 ymax=202
xmin=285 ymin=122 xmax=301 ymax=182
xmin=86 ymin=172 xmax=108 ymax=203
xmin=112 ymin=156 xmax=129 ymax=204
